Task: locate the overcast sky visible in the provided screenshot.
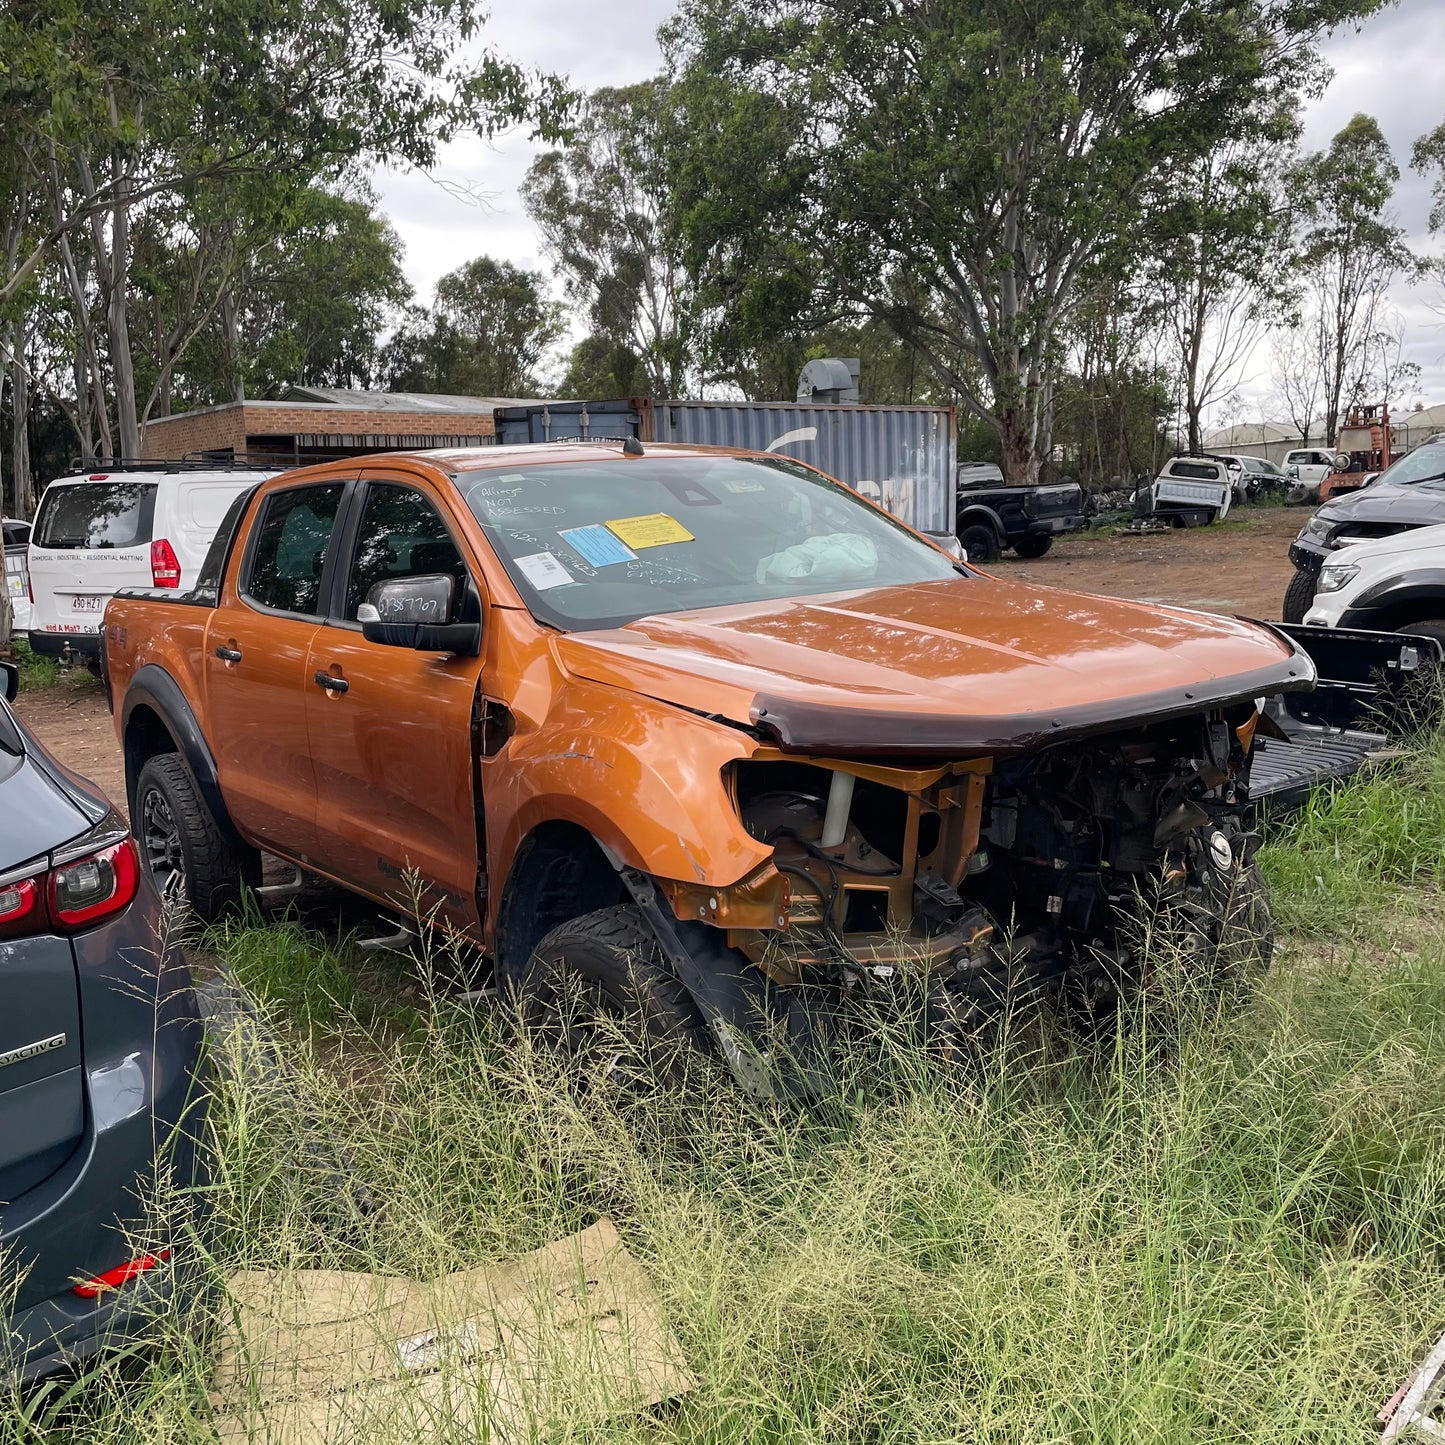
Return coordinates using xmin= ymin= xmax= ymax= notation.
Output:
xmin=373 ymin=0 xmax=1445 ymax=422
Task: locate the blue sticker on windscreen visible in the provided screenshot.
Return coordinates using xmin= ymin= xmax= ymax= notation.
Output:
xmin=559 ymin=524 xmax=637 ymax=568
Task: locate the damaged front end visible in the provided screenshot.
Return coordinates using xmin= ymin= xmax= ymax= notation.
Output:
xmin=692 ymin=699 xmax=1271 ymax=1071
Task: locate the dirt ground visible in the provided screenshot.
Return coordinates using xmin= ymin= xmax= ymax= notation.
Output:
xmin=993 ymin=504 xmax=1302 ymax=617
xmin=12 ymin=506 xmax=1305 ymax=805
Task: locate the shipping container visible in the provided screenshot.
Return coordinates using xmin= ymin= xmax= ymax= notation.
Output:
xmin=493 ymin=398 xmax=957 ymax=536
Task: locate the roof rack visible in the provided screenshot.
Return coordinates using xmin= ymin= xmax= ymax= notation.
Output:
xmin=63 ymin=449 xmax=350 ymax=474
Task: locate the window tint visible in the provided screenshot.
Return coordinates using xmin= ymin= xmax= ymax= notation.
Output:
xmin=345 ymin=484 xmax=467 ymax=621
xmin=245 ymin=483 xmax=345 ymax=616
xmin=34 ymin=482 xmax=156 ymax=550
xmin=1167 ymin=460 xmax=1223 ymax=481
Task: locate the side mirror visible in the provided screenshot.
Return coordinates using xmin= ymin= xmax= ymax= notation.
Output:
xmin=1 ymin=661 xmax=16 ymax=703
xmin=358 ymin=574 xmax=482 ymax=657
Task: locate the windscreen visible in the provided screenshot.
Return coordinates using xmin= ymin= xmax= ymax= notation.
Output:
xmin=1376 ymin=445 xmax=1445 ymax=489
xmin=458 ymin=454 xmax=959 ymax=630
xmin=33 ymin=481 xmax=157 ymax=549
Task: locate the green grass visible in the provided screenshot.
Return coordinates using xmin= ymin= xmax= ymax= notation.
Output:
xmin=10 ymin=741 xmax=1445 ymax=1443
xmin=7 ymin=637 xmax=97 ymax=693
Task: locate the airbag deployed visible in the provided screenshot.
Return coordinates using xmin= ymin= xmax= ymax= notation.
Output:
xmin=757 ymin=533 xmax=877 ymax=585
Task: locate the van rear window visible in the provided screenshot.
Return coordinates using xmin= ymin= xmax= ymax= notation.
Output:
xmin=34 ymin=482 xmax=157 ymax=550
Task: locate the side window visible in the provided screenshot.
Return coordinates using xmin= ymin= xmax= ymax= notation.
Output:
xmin=344 ymin=483 xmax=468 ymax=622
xmin=244 ymin=483 xmax=345 ymax=616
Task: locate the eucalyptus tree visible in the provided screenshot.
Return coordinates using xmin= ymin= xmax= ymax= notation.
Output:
xmin=665 ymin=0 xmax=1387 ymax=482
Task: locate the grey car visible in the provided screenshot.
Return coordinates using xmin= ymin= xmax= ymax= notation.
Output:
xmin=0 ymin=661 xmax=206 ymax=1382
xmin=1282 ymin=437 xmax=1445 ymax=622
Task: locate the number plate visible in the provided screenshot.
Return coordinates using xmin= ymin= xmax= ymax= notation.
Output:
xmin=70 ymin=594 xmax=105 ymax=612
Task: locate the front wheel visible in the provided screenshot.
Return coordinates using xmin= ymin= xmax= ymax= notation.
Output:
xmin=516 ymin=905 xmax=713 ymax=1086
xmin=134 ymin=754 xmax=257 ymax=925
xmin=1011 ymin=534 xmax=1054 ymax=559
xmin=1399 ymin=620 xmax=1445 ymax=645
xmin=1281 ymin=566 xmax=1318 ymax=624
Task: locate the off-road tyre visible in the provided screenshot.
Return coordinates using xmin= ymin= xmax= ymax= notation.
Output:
xmin=958 ymin=522 xmax=1001 ymax=564
xmin=1399 ymin=619 xmax=1445 ymax=644
xmin=516 ymin=905 xmax=713 ymax=1086
xmin=1011 ymin=535 xmax=1054 ymax=559
xmin=1281 ymin=565 xmax=1319 ymax=624
xmin=134 ymin=753 xmax=257 ymax=926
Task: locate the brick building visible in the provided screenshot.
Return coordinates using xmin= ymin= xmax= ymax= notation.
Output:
xmin=139 ymin=387 xmax=540 ymax=463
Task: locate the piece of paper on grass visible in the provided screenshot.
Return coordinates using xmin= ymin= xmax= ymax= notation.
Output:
xmin=210 ymin=1219 xmax=695 ymax=1445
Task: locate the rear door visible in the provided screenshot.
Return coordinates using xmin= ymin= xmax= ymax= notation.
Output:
xmin=28 ymin=478 xmax=157 ymax=639
xmin=202 ymin=478 xmax=352 ymax=857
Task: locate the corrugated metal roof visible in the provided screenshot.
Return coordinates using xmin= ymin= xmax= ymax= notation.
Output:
xmin=284 ymin=386 xmax=542 ymax=414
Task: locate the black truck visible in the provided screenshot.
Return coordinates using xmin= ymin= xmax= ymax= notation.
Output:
xmin=954 ymin=463 xmax=1089 ymax=561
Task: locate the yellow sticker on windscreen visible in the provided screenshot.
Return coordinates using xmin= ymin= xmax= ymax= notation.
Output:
xmin=605 ymin=513 xmax=695 ymax=549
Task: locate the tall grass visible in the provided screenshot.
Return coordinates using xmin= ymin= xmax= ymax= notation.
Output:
xmin=9 ymin=737 xmax=1445 ymax=1442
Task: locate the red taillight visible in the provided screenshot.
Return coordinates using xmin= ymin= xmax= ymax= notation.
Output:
xmin=0 ymin=875 xmax=43 ymax=939
xmin=150 ymin=538 xmax=181 ymax=587
xmin=72 ymin=1249 xmax=171 ymax=1299
xmin=48 ymin=838 xmax=139 ymax=928
xmin=0 ymin=818 xmax=139 ymax=940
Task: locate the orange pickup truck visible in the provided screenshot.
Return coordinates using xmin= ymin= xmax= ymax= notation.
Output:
xmin=103 ymin=442 xmax=1311 ymax=1094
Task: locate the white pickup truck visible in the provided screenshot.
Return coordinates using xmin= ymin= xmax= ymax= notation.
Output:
xmin=1303 ymin=523 xmax=1445 ymax=643
xmin=1147 ymin=456 xmax=1233 ymax=526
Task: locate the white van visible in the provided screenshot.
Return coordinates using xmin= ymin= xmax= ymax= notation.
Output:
xmin=27 ymin=464 xmax=284 ymax=663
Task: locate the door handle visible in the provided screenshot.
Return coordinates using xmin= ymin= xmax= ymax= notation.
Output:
xmin=313 ymin=671 xmax=349 ymax=694
xmin=214 ymin=645 xmax=243 ymax=662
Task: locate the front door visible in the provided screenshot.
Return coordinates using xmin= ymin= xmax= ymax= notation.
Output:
xmin=203 ymin=479 xmax=350 ymax=859
xmin=304 ymin=475 xmax=484 ymax=928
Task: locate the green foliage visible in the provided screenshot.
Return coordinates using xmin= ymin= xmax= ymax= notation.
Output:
xmin=557 ymin=335 xmax=651 ymax=399
xmin=383 ymin=256 xmax=565 ymax=399
xmin=522 ymin=82 xmax=695 ymax=397
xmin=664 ymin=0 xmax=1388 ymax=480
xmin=1413 ymin=120 xmax=1445 ymax=235
xmin=1285 ymin=114 xmax=1413 ymax=445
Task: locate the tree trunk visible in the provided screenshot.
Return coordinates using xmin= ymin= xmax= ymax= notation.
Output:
xmin=998 ymin=407 xmax=1041 ymax=485
xmin=220 ymin=286 xmax=245 ymax=403
xmin=9 ymin=335 xmax=32 ymax=519
xmin=108 ymin=162 xmax=141 ymax=459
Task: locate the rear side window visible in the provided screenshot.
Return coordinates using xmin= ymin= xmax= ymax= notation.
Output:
xmin=244 ymin=484 xmax=345 ymax=616
xmin=33 ymin=482 xmax=157 ymax=549
xmin=1166 ymin=460 xmax=1223 ymax=481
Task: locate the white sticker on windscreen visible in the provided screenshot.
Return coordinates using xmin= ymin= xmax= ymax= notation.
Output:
xmin=514 ymin=551 xmax=574 ymax=591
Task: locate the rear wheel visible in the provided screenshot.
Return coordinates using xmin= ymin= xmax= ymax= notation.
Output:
xmin=1281 ymin=566 xmax=1318 ymax=624
xmin=1011 ymin=534 xmax=1053 ymax=559
xmin=134 ymin=754 xmax=256 ymax=925
xmin=516 ymin=905 xmax=713 ymax=1086
xmin=958 ymin=522 xmax=1001 ymax=564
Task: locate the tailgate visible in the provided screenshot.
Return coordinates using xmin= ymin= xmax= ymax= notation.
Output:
xmin=1023 ymin=483 xmax=1083 ymax=520
xmin=1154 ymin=478 xmax=1229 ymax=509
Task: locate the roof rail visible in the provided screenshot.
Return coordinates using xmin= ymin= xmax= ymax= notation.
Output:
xmin=63 ymin=449 xmax=349 ymax=474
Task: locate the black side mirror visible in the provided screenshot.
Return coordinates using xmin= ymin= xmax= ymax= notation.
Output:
xmin=1 ymin=661 xmax=17 ymax=703
xmin=358 ymin=574 xmax=482 ymax=658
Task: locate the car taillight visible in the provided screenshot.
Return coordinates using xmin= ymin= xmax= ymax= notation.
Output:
xmin=0 ymin=875 xmax=43 ymax=940
xmin=72 ymin=1249 xmax=171 ymax=1299
xmin=49 ymin=838 xmax=139 ymax=928
xmin=150 ymin=538 xmax=181 ymax=587
xmin=0 ymin=816 xmax=139 ymax=939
